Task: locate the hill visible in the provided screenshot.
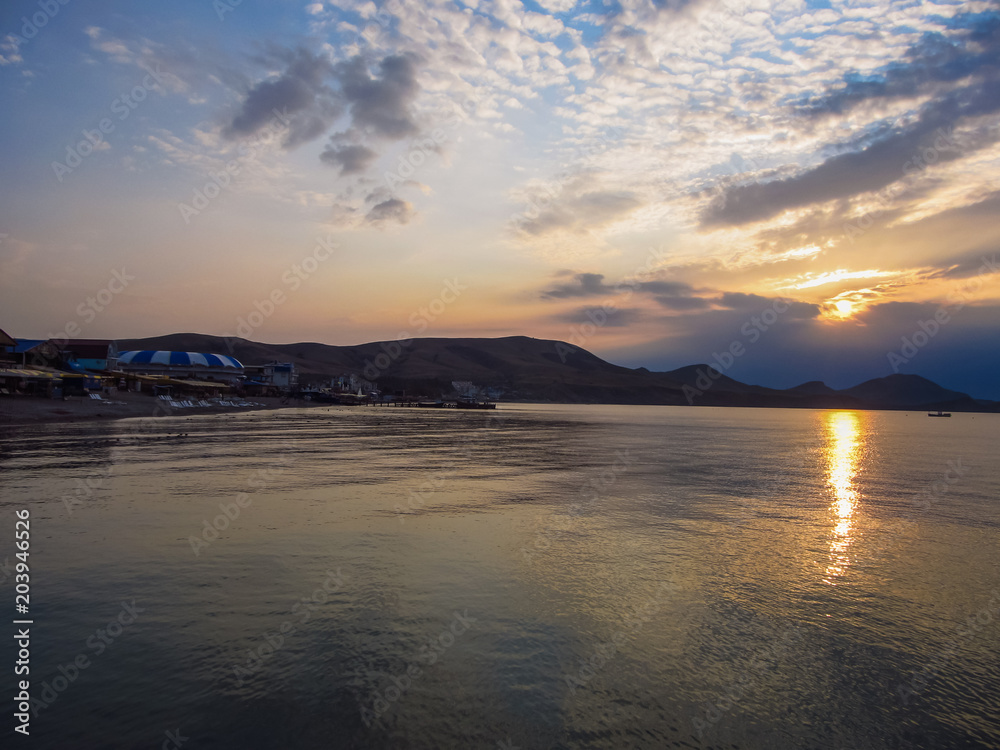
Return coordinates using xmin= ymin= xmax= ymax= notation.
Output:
xmin=116 ymin=333 xmax=999 ymax=411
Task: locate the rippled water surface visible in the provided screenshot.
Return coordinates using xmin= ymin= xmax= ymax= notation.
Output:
xmin=1 ymin=405 xmax=999 ymax=749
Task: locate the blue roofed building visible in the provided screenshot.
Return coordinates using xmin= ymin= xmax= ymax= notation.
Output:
xmin=116 ymin=350 xmax=245 ymax=383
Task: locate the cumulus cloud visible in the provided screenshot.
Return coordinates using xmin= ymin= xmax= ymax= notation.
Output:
xmin=366 ymin=197 xmax=414 ymax=225
xmin=541 ymin=272 xmax=615 ymax=298
xmin=224 ymin=50 xmax=422 ymax=162
xmin=541 ymin=271 xmax=706 ymax=301
xmin=336 ymin=54 xmax=420 ymax=139
xmin=224 ymin=48 xmax=339 ymax=147
xmin=320 ymin=143 xmax=378 ymax=174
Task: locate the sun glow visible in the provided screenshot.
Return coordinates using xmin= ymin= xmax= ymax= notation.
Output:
xmin=833 ymin=299 xmax=855 ymax=318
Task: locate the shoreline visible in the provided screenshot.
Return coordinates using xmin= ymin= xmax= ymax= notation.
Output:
xmin=0 ymin=393 xmax=332 ymax=426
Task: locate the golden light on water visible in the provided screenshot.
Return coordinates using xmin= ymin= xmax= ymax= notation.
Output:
xmin=823 ymin=411 xmax=863 ymax=583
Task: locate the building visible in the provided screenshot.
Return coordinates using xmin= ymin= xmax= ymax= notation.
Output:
xmin=13 ymin=339 xmax=60 ymax=368
xmin=243 ymin=361 xmax=297 ymax=391
xmin=117 ymin=350 xmax=244 ymax=383
xmin=0 ymin=328 xmax=16 ymax=364
xmin=63 ymin=339 xmax=117 ymax=372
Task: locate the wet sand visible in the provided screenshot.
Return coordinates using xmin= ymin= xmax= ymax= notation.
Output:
xmin=0 ymin=392 xmax=330 ymax=424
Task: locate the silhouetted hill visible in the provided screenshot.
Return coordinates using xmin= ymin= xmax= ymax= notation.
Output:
xmin=840 ymin=374 xmax=967 ymax=406
xmin=116 ymin=333 xmax=998 ymax=411
xmin=787 ymin=381 xmax=838 ymax=396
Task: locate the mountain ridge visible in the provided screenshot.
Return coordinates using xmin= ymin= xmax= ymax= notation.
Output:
xmin=116 ymin=333 xmax=999 ymax=412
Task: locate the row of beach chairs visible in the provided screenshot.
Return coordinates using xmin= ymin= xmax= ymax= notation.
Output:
xmin=88 ymin=392 xmax=127 ymax=405
xmin=155 ymin=395 xmax=263 ymax=409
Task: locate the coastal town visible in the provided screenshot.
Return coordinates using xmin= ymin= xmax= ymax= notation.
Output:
xmin=0 ymin=329 xmax=498 ymax=422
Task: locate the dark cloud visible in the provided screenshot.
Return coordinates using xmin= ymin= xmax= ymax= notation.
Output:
xmin=654 ymin=295 xmax=709 ymax=310
xmin=337 ymin=54 xmax=420 ymax=139
xmin=638 ymin=280 xmax=696 ymax=296
xmin=702 ymin=13 xmax=1000 ymax=228
xmin=702 ymin=79 xmax=1000 ymax=227
xmin=224 ymin=50 xmax=422 ymax=163
xmin=224 ymin=48 xmax=339 ymax=147
xmin=716 ymin=292 xmax=820 ymax=318
xmin=320 ymin=143 xmax=379 ymax=175
xmin=795 ymin=13 xmax=1000 ymax=118
xmin=366 ymin=198 xmax=414 ymax=225
xmin=552 ymin=307 xmax=645 ymax=327
xmin=541 ymin=272 xmax=614 ymax=298
xmin=716 ymin=292 xmax=773 ymax=309
xmin=541 ymin=273 xmax=706 ymax=309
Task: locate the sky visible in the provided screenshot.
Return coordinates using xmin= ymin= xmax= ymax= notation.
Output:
xmin=1 ymin=0 xmax=998 ymax=398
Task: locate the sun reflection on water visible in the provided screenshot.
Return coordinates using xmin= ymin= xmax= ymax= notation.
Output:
xmin=823 ymin=411 xmax=863 ymax=584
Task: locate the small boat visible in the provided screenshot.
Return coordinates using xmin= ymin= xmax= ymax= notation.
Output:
xmin=416 ymin=400 xmax=445 ymax=408
xmin=927 ymin=410 xmax=951 ymax=417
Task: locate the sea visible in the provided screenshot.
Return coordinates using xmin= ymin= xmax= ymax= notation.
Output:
xmin=1 ymin=404 xmax=998 ymax=749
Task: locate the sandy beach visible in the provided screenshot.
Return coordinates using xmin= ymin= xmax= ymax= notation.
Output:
xmin=0 ymin=391 xmax=331 ymax=425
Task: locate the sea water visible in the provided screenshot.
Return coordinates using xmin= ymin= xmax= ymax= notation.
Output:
xmin=1 ymin=405 xmax=998 ymax=748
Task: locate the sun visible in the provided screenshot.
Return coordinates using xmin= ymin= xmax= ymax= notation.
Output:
xmin=834 ymin=299 xmax=855 ymax=317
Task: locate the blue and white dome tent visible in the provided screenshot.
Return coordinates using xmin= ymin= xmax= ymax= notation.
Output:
xmin=117 ymin=351 xmax=243 ymax=369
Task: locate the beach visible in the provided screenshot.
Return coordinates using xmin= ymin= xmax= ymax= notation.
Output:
xmin=0 ymin=392 xmax=331 ymax=425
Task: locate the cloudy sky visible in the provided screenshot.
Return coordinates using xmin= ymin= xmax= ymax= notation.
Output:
xmin=1 ymin=0 xmax=998 ymax=397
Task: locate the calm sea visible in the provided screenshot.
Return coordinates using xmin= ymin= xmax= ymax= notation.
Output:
xmin=1 ymin=405 xmax=998 ymax=749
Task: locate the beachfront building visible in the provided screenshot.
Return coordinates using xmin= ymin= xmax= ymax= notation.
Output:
xmin=64 ymin=339 xmax=117 ymax=372
xmin=0 ymin=328 xmax=16 ymax=364
xmin=117 ymin=350 xmax=245 ymax=384
xmin=243 ymin=361 xmax=297 ymax=391
xmin=9 ymin=338 xmax=116 ymax=373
